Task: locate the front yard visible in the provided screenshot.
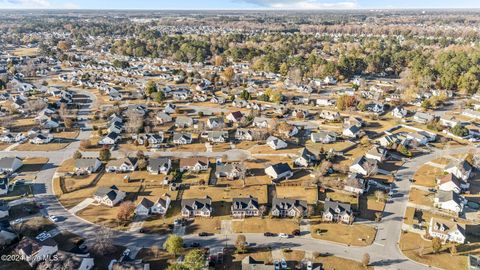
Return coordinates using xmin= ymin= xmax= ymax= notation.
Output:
xmin=311 ymin=222 xmax=377 ymax=246
xmin=412 ymin=165 xmax=444 ymax=187
xmin=232 ymin=218 xmax=299 ymax=234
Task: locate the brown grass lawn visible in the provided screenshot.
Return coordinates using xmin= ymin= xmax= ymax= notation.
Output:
xmin=249 ymin=144 xmax=303 ymax=155
xmin=409 ymin=188 xmax=434 ymax=207
xmin=0 ymin=143 xmax=10 ymax=150
xmin=400 ymin=231 xmax=467 ymax=270
xmin=58 ymin=158 xmax=76 ymax=173
xmin=311 ymin=223 xmax=376 ymax=246
xmin=403 ymin=207 xmax=460 ymax=226
xmin=359 ymin=190 xmax=386 ymax=220
xmin=180 ymin=169 xmax=211 ymax=185
xmin=187 ymin=217 xmax=222 ymax=234
xmin=183 ymin=185 xmax=268 ymax=204
xmin=314 ymin=255 xmax=374 ymax=270
xmin=326 ymin=190 xmax=359 ymax=207
xmin=77 ymin=204 xmax=129 ymax=230
xmin=225 ymin=250 xmax=273 ymax=270
xmin=14 ymin=142 xmax=70 ymax=151
xmin=16 ymin=157 xmax=49 ymax=181
xmin=232 ymin=218 xmax=299 ymax=234
xmin=305 ymin=140 xmax=354 ymax=153
xmin=413 ymin=165 xmax=444 ymax=187
xmin=431 ymin=157 xmax=453 ymax=166
xmin=12 ymin=47 xmax=39 ymax=56
xmin=276 ymin=186 xmax=318 ymax=204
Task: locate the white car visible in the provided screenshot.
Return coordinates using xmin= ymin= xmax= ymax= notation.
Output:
xmin=306 ymin=261 xmax=313 ymax=270
xmin=123 ymin=248 xmax=131 ymax=257
xmin=278 ymin=233 xmax=289 ymax=238
xmin=280 ymin=259 xmax=287 ymax=269
xmin=274 ymin=260 xmax=280 ymax=270
xmin=48 ymin=215 xmax=58 ymax=222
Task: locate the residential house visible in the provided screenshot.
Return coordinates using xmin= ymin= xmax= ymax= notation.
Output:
xmin=319 ymin=110 xmax=341 ymax=121
xmin=207 ymin=131 xmax=229 ymax=143
xmin=43 ymin=251 xmax=94 ymax=270
xmin=146 ymin=133 xmax=164 ymax=148
xmin=151 ymin=195 xmax=171 ymax=215
xmin=266 ymin=136 xmax=288 ymax=150
xmin=271 ymin=198 xmax=307 ymax=218
xmin=98 ymin=132 xmax=120 ymax=146
xmin=231 ymin=196 xmax=260 ymax=218
xmin=93 ymin=185 xmax=126 ymax=207
xmin=16 ymin=237 xmax=58 ymax=267
xmin=322 ymin=200 xmax=354 ymax=224
xmin=316 ymin=98 xmax=334 ymax=107
xmin=343 ymin=125 xmax=361 ymax=138
xmin=344 ymin=116 xmax=364 ymax=128
xmin=253 ymin=117 xmax=275 ymax=129
xmin=294 ymin=148 xmax=317 ymax=167
xmin=164 ymin=103 xmax=177 ymax=114
xmin=437 ymin=173 xmax=468 ymax=193
xmin=147 ymin=158 xmax=171 ymax=175
xmin=344 ymin=174 xmax=368 ymax=195
xmin=207 ymin=117 xmax=224 ymax=129
xmin=392 ymin=106 xmax=407 ymax=118
xmin=181 ymin=197 xmax=212 ymax=217
xmin=413 ymin=112 xmax=435 ymax=124
xmin=406 ymin=132 xmax=428 ymax=145
xmin=241 ymin=256 xmax=274 ymax=270
xmin=235 ymin=129 xmax=254 ymax=141
xmin=462 ymin=109 xmax=480 ymax=119
xmin=74 ymin=158 xmax=101 ymax=174
xmin=215 ymin=163 xmax=242 ymax=180
xmin=175 ymin=116 xmax=194 ymax=128
xmin=434 ymin=190 xmax=466 ymax=214
xmin=0 ymin=157 xmax=23 ymax=174
xmin=365 ymin=146 xmax=387 ymax=162
xmin=226 ymin=111 xmax=244 ymax=123
xmin=444 ymin=160 xmax=472 ymax=181
xmin=135 ymin=197 xmax=154 ymax=216
xmin=378 ymin=135 xmax=399 ymax=148
xmin=429 ymin=218 xmax=466 ymax=244
xmin=440 ymin=116 xmax=461 ymax=128
xmin=310 ymin=131 xmax=336 ymax=144
xmin=349 ymin=156 xmax=378 ymax=176
xmin=265 ymin=163 xmax=293 ymax=181
xmin=172 ymin=133 xmax=192 ymax=144
xmin=179 ymin=157 xmax=209 ymax=172
xmin=156 ymin=112 xmax=173 ymax=124
xmin=106 ymin=157 xmax=138 ymax=173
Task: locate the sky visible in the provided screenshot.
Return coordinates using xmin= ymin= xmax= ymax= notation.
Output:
xmin=1 ymin=0 xmax=480 ymax=10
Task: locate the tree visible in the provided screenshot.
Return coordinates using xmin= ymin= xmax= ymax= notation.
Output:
xmin=374 ymin=190 xmax=386 ymax=202
xmin=145 ymin=80 xmax=157 ymax=95
xmin=153 ymin=91 xmax=165 ymax=103
xmin=240 ymin=89 xmax=251 ymax=100
xmin=397 ymin=144 xmax=412 ymax=157
xmin=137 ymin=158 xmax=148 ymax=171
xmin=450 ymin=244 xmax=457 ymax=255
xmin=183 ymin=249 xmax=206 ymax=270
xmin=99 ymin=148 xmax=111 ymax=161
xmin=166 ymin=263 xmax=187 ymax=270
xmin=432 ymin=237 xmax=442 ymax=254
xmin=357 ymin=101 xmax=367 ymax=112
xmin=73 ymin=150 xmax=82 ymax=159
xmin=222 ymin=67 xmax=235 ymax=84
xmin=117 ymin=201 xmax=135 ymax=223
xmin=80 ymin=140 xmax=91 ymax=149
xmin=451 ymin=124 xmax=469 ymax=137
xmin=57 ymin=40 xmax=71 ymax=51
xmin=235 ymin=234 xmax=247 ymax=253
xmin=92 ymin=227 xmax=116 ymax=255
xmin=362 ymin=253 xmax=370 ymax=267
xmin=64 ymin=118 xmax=74 ymax=129
xmin=164 ymin=235 xmax=183 ymax=256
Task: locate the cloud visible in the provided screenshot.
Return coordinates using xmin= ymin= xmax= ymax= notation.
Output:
xmin=238 ymin=0 xmax=358 ymax=9
xmin=2 ymin=0 xmax=79 ymax=9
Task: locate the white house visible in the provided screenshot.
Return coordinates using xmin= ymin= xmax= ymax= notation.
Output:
xmin=392 ymin=106 xmax=407 ymax=118
xmin=266 ymin=136 xmax=288 ymax=150
xmin=349 ymin=156 xmax=378 ymax=176
xmin=94 ymin=185 xmax=126 ymax=207
xmin=434 ymin=190 xmax=466 ymax=214
xmin=311 ymin=132 xmax=336 ymax=143
xmin=179 ymin=157 xmax=209 ymax=172
xmin=343 ymin=125 xmax=360 ymax=138
xmin=74 ymin=158 xmax=102 ymax=175
xmin=429 ymin=218 xmax=466 ymax=244
xmin=151 ymin=195 xmax=171 ymax=215
xmin=98 ymin=132 xmax=120 ymax=145
xmin=29 ymin=134 xmax=53 ymax=144
xmin=172 ymin=133 xmax=192 ymax=145
xmin=437 ymin=173 xmax=468 ymax=193
xmin=147 ymin=158 xmax=171 ymax=175
xmin=135 ymin=197 xmax=154 ymax=216
xmin=181 ymin=197 xmax=212 ymax=217
xmin=265 ymin=163 xmax=293 ymax=181
xmin=0 ymin=157 xmax=23 ymax=174
xmin=365 ymin=146 xmax=387 ymax=162
xmin=106 ymin=157 xmax=138 ymax=173
xmin=444 ymin=160 xmax=472 ymax=181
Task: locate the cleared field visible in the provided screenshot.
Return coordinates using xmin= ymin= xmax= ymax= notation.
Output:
xmin=232 ymin=218 xmax=299 ymax=234
xmin=311 ymin=223 xmax=376 ymax=246
xmin=412 ymin=165 xmax=444 ymax=187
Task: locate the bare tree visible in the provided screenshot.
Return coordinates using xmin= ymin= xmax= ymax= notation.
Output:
xmin=92 ymin=227 xmax=116 ymax=255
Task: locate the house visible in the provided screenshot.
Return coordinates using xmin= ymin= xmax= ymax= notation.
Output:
xmin=437 ymin=173 xmax=468 ymax=193
xmin=265 ymin=163 xmax=293 ymax=181
xmin=440 ymin=115 xmax=461 ymax=128
xmin=207 ymin=131 xmax=229 ymax=143
xmin=235 ymin=129 xmax=254 ymax=141
xmin=231 ymin=196 xmax=259 ymax=218
xmin=310 ymin=131 xmax=336 ymax=144
xmin=175 ymin=116 xmax=193 ymax=128
xmin=316 ymin=98 xmax=334 ymax=107
xmin=462 ymin=109 xmax=480 ymax=119
xmin=109 ymin=261 xmax=150 ymax=270
xmin=40 ymin=251 xmax=94 ymax=270
xmin=379 ymin=135 xmax=399 ymax=147
xmin=241 ymin=256 xmax=274 ymax=270
xmin=16 ymin=236 xmax=58 ymax=267
xmin=179 ymin=157 xmax=209 ymax=172
xmin=215 ymin=163 xmax=242 ymax=180
xmin=271 ymin=198 xmax=307 ymax=218
xmin=164 ymin=103 xmax=177 ymax=114
xmin=406 ymin=132 xmax=428 ymax=145
xmin=365 ymin=146 xmax=387 ymax=162
xmin=322 ymin=200 xmax=354 ymax=224
xmin=343 ymin=125 xmax=360 ymax=138
xmin=0 ymin=157 xmax=23 ymax=174
xmin=146 ymin=133 xmax=164 ymax=148
xmin=207 ymin=117 xmax=224 ymax=129
xmin=434 ymin=190 xmax=466 ymax=214
xmin=135 ymin=197 xmax=154 ymax=216
xmin=106 ymin=157 xmax=138 ymax=173
xmin=444 ymin=160 xmax=472 ymax=181
xmin=181 ymin=197 xmax=212 ymax=217
xmin=29 ymin=134 xmax=53 ymax=144
xmin=344 ymin=174 xmax=368 ymax=195
xmin=226 ymin=111 xmax=244 ymax=123
xmin=392 ymin=106 xmax=407 ymax=118
xmin=294 ymin=148 xmax=317 ymax=167
xmin=324 ymin=76 xmax=337 ymax=85
xmin=469 ymin=255 xmax=480 ymax=270
xmin=0 ymin=177 xmax=8 ymax=195
xmin=98 ymin=132 xmax=120 ymax=145
xmin=344 ymin=116 xmax=364 ymax=128
xmin=413 ymin=112 xmax=435 ymax=124
xmin=93 ymin=185 xmax=126 ymax=207
xmin=107 ymin=121 xmax=123 ymax=134
xmin=349 ymin=156 xmax=377 ymax=176
xmin=156 ymin=112 xmax=173 ymax=124
xmin=253 ymin=117 xmax=275 ymax=129
xmin=429 ymin=218 xmax=465 ymax=244
xmin=319 ymin=110 xmax=341 ymax=121
xmin=266 ymin=136 xmax=287 ymax=150
xmin=172 ymin=133 xmax=192 ymax=144
xmin=147 ymin=158 xmax=171 ymax=175
xmin=151 ymin=195 xmax=171 ymax=215
xmin=74 ymin=158 xmax=101 ymax=174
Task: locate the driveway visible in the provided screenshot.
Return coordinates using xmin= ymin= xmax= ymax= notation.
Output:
xmin=68 ymin=198 xmax=95 ymax=214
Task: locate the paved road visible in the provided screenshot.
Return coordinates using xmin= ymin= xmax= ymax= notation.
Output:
xmin=0 ymin=89 xmax=475 ymax=269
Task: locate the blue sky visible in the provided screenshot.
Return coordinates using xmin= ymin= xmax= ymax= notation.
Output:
xmin=1 ymin=0 xmax=480 ymax=10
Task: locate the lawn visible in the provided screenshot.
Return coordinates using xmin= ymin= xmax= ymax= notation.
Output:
xmin=14 ymin=141 xmax=71 ymax=151
xmin=225 ymin=250 xmax=273 ymax=270
xmin=359 ymin=190 xmax=386 ymax=220
xmin=11 ymin=47 xmax=39 ymax=56
xmin=403 ymin=207 xmax=460 ymax=226
xmin=183 ymin=185 xmax=268 ymax=204
xmin=77 ymin=204 xmax=129 ymax=230
xmin=275 ymin=186 xmax=318 ymax=204
xmin=409 ymin=188 xmax=434 ymax=207
xmin=136 ymin=247 xmax=172 ymax=270
xmin=413 ymin=165 xmax=444 ymax=187
xmin=325 ymin=190 xmax=359 ymax=207
xmin=311 ymin=223 xmax=376 ymax=246
xmin=314 ymin=255 xmax=374 ymax=270
xmin=232 ymin=218 xmax=299 ymax=234
xmin=399 ymin=231 xmax=468 ymax=270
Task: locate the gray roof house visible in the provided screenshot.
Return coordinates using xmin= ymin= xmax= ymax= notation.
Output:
xmin=231 ymin=196 xmax=259 ymax=218
xmin=181 ymin=197 xmax=212 ymax=217
xmin=271 ymin=198 xmax=307 ymax=218
xmin=322 ymin=200 xmax=354 ymax=224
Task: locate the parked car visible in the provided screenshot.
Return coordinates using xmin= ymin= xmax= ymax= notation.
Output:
xmin=281 ymin=258 xmax=287 ymax=269
xmin=292 ymin=229 xmax=300 ymax=236
xmin=190 ymin=242 xmax=201 ymax=247
xmin=48 ymin=215 xmax=58 ymax=222
xmin=278 ymin=233 xmax=290 ymax=238
xmin=123 ymin=248 xmax=131 ymax=257
xmin=264 ymin=232 xmax=276 ymax=237
xmin=199 ymin=232 xmax=211 ymax=237
xmin=274 ymin=260 xmax=280 ymax=270
xmin=306 ymin=261 xmax=313 ymax=270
